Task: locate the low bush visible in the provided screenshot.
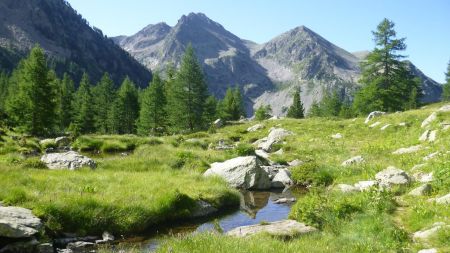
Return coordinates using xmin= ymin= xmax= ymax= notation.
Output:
xmin=291 ymin=162 xmax=334 ymax=186
xmin=234 ymin=143 xmax=255 ymax=156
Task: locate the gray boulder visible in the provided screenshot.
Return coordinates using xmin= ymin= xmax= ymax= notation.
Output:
xmin=341 ymin=156 xmax=364 ymax=166
xmin=364 ymin=111 xmax=385 ymax=124
xmin=413 ymin=222 xmax=449 ymax=241
xmin=273 ymin=198 xmax=296 ymax=204
xmin=204 ymin=156 xmax=271 ymax=190
xmin=412 ymin=172 xmax=433 ymax=183
xmin=392 ymin=145 xmax=422 ymax=155
xmin=435 ymin=193 xmax=450 ymax=205
xmin=271 ymin=169 xmax=294 ymax=188
xmin=408 ymin=184 xmax=432 ymax=196
xmin=0 ymin=206 xmax=42 ymax=238
xmin=258 ymin=128 xmax=293 ymax=152
xmin=41 ymin=151 xmax=96 ymax=170
xmin=336 ymin=184 xmax=358 ymax=193
xmin=66 ymin=241 xmax=95 ymax=253
xmin=226 ymin=220 xmax=316 ymax=238
xmin=421 ymin=112 xmax=437 ymax=128
xmin=375 ymin=166 xmax=410 ymax=187
xmin=213 ymin=119 xmax=223 ymax=128
xmin=247 ymin=124 xmax=265 ymax=132
xmin=354 ymin=180 xmax=377 ymax=191
xmin=37 ymin=243 xmax=54 ymax=253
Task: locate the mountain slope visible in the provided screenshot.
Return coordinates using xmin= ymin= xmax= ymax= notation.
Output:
xmin=114 ymin=13 xmax=442 ymax=115
xmin=0 ymin=0 xmax=152 ymax=86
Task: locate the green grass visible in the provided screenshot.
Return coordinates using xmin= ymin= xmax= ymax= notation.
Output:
xmin=0 ymin=102 xmax=449 ymax=252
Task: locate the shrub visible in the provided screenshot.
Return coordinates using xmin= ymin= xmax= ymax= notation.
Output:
xmin=234 ymin=143 xmax=255 ymax=156
xmin=291 ymin=162 xmax=334 ymax=186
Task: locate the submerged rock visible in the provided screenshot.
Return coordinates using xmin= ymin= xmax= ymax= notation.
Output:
xmin=204 ymin=156 xmax=271 ymax=190
xmin=41 ymin=151 xmax=96 ymax=170
xmin=0 ymin=206 xmax=42 ymax=238
xmin=273 ymin=198 xmax=296 ymax=204
xmin=226 ymin=220 xmax=316 ymax=238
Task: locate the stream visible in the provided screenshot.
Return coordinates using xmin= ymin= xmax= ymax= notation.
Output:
xmin=119 ymin=188 xmax=306 ymax=252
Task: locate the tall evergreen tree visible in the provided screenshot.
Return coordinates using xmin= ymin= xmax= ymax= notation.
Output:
xmin=93 ymin=73 xmax=116 ymax=133
xmin=59 ymin=73 xmax=75 ymax=130
xmin=286 ymin=89 xmax=305 ymax=118
xmin=254 ymin=105 xmax=272 ymax=121
xmin=168 ymin=45 xmax=208 ymax=132
xmin=5 ymin=45 xmax=57 ymax=136
xmin=218 ymin=87 xmax=245 ymax=121
xmin=72 ymin=73 xmax=95 ymax=133
xmin=442 ymin=61 xmax=450 ymax=101
xmin=137 ymin=73 xmax=167 ymax=135
xmin=353 ymin=18 xmax=419 ymax=114
xmin=110 ymin=77 xmax=139 ymax=134
xmin=202 ymin=95 xmax=218 ymax=127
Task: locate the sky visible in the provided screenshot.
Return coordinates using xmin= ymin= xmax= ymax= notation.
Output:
xmin=67 ymin=0 xmax=450 ymax=83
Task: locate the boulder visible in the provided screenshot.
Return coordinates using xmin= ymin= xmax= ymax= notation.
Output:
xmin=331 ymin=133 xmax=343 ymax=139
xmin=341 ymin=156 xmax=364 ymax=166
xmin=421 ymin=112 xmax=437 ymax=128
xmin=258 ymin=128 xmax=293 ymax=152
xmin=41 ymin=151 xmax=96 ymax=170
xmin=364 ymin=111 xmax=385 ymax=124
xmin=273 ymin=198 xmax=296 ymax=204
xmin=288 ymin=159 xmax=303 ymax=167
xmin=336 ymin=184 xmax=358 ymax=193
xmin=411 ymin=164 xmax=426 ymax=171
xmin=380 ymin=124 xmax=391 ymax=131
xmin=261 ymin=164 xmax=289 ymax=180
xmin=273 ymin=148 xmax=284 ymax=155
xmin=413 ymin=172 xmax=433 ymax=183
xmin=247 ymin=124 xmax=265 ymax=132
xmin=0 ymin=238 xmax=39 ymax=253
xmin=392 ymin=145 xmax=422 ymax=155
xmin=419 ymin=130 xmax=430 ymax=141
xmin=252 ymin=137 xmax=268 ymax=146
xmin=418 ymin=249 xmax=437 ymax=253
xmin=398 ymin=122 xmax=407 ymax=127
xmin=423 ymin=152 xmax=439 ymax=161
xmin=435 ymin=193 xmax=450 ymax=204
xmin=0 ymin=206 xmax=42 ymax=238
xmin=213 ymin=119 xmax=223 ymax=128
xmin=369 ymin=121 xmax=381 ymax=128
xmin=255 ymin=149 xmax=271 ymax=160
xmin=190 ymin=200 xmax=218 ymax=219
xmin=375 ymin=166 xmax=410 ymax=187
xmin=204 ymin=156 xmax=271 ymax=190
xmin=55 ymin=136 xmax=70 ymax=147
xmin=408 ymin=184 xmax=432 ymax=196
xmin=438 ymin=104 xmax=450 ymax=112
xmin=226 ymin=220 xmax=317 ymax=238
xmin=271 ymin=169 xmax=294 ymax=188
xmin=354 ymin=180 xmax=377 ymax=191
xmin=413 ymin=222 xmax=449 ymax=241
xmin=96 ymin=231 xmax=115 ymax=244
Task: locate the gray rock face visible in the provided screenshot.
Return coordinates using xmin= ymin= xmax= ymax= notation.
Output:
xmin=365 ymin=111 xmax=386 ymax=124
xmin=375 ymin=166 xmax=410 ymax=187
xmin=247 ymin=124 xmax=265 ymax=132
xmin=271 ymin=169 xmax=294 ymax=188
xmin=341 ymin=156 xmax=364 ymax=166
xmin=204 ymin=156 xmax=271 ymax=190
xmin=226 ymin=220 xmax=317 ymax=238
xmin=258 ymin=128 xmax=293 ymax=152
xmin=0 ymin=206 xmax=42 ymax=238
xmin=41 ymin=151 xmax=96 ymax=170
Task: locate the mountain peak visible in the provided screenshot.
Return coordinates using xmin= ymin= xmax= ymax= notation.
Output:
xmin=177 ymin=12 xmax=223 ymax=29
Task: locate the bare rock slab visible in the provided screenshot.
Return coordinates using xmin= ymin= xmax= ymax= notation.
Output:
xmin=0 ymin=206 xmax=42 ymax=238
xmin=41 ymin=151 xmax=96 ymax=170
xmin=392 ymin=145 xmax=422 ymax=155
xmin=341 ymin=156 xmax=364 ymax=166
xmin=375 ymin=166 xmax=410 ymax=187
xmin=226 ymin=220 xmax=317 ymax=238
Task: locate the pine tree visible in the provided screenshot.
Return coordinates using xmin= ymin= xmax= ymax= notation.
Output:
xmin=353 ymin=18 xmax=419 ymax=114
xmin=5 ymin=45 xmax=58 ymax=136
xmin=202 ymin=95 xmax=218 ymax=128
xmin=442 ymin=61 xmax=450 ymax=101
xmin=72 ymin=73 xmax=95 ymax=133
xmin=286 ymin=89 xmax=304 ymax=118
xmin=137 ymin=73 xmax=167 ymax=135
xmin=218 ymin=87 xmax=245 ymax=121
xmin=168 ymin=45 xmax=208 ymax=132
xmin=59 ymin=73 xmax=75 ymax=130
xmin=320 ymin=90 xmax=342 ymax=117
xmin=308 ymin=100 xmax=322 ymax=118
xmin=92 ymin=73 xmax=116 ymax=133
xmin=110 ymin=77 xmax=139 ymax=134
xmin=255 ymin=105 xmax=272 ymax=121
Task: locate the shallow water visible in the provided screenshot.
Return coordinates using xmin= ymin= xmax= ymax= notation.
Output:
xmin=120 ymin=188 xmax=305 ymax=252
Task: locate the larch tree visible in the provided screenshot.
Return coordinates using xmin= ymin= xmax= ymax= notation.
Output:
xmin=72 ymin=73 xmax=95 ymax=134
xmin=137 ymin=73 xmax=167 ymax=135
xmin=59 ymin=73 xmax=75 ymax=130
xmin=110 ymin=77 xmax=139 ymax=134
xmin=286 ymin=89 xmax=305 ymax=118
xmin=93 ymin=73 xmax=116 ymax=133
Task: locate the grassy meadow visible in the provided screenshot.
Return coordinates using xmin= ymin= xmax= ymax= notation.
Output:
xmin=0 ymin=102 xmax=449 ymax=252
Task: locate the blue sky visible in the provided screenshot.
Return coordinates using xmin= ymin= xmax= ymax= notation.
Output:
xmin=67 ymin=0 xmax=450 ymax=83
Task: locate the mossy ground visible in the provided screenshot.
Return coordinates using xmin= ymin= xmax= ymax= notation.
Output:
xmin=1 ymin=103 xmax=449 ymax=252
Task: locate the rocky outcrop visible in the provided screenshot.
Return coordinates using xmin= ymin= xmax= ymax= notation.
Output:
xmin=365 ymin=111 xmax=385 ymax=124
xmin=247 ymin=124 xmax=265 ymax=132
xmin=226 ymin=220 xmax=316 ymax=238
xmin=336 ymin=184 xmax=358 ymax=193
xmin=375 ymin=166 xmax=410 ymax=187
xmin=41 ymin=151 xmax=96 ymax=170
xmin=0 ymin=206 xmax=42 ymax=238
xmin=204 ymin=156 xmax=271 ymax=190
xmin=413 ymin=172 xmax=433 ymax=183
xmin=341 ymin=156 xmax=364 ymax=166
xmin=257 ymin=128 xmax=293 ymax=152
xmin=392 ymin=145 xmax=422 ymax=155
